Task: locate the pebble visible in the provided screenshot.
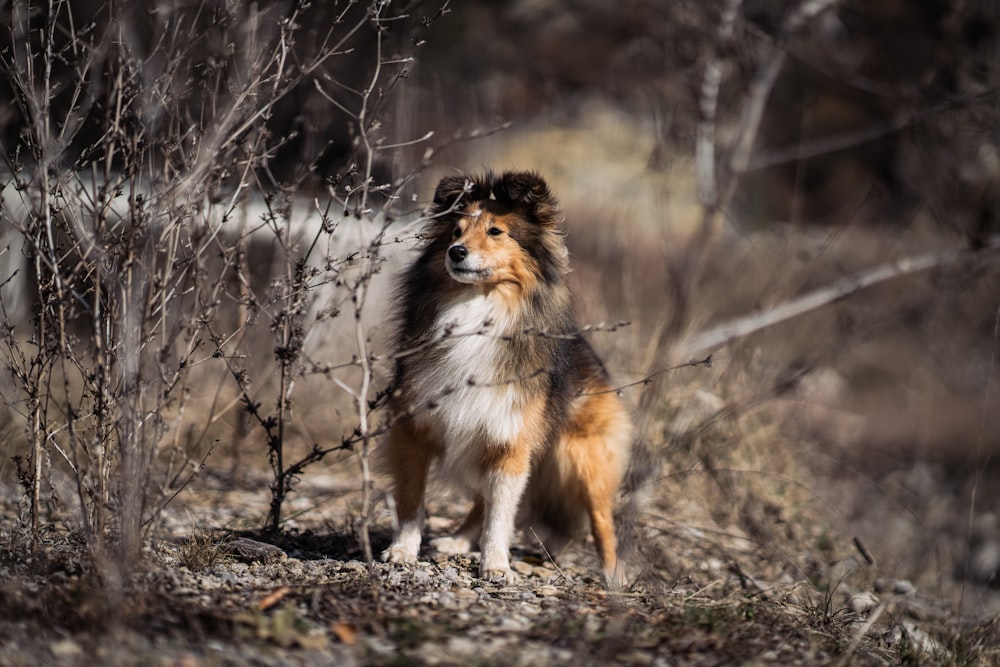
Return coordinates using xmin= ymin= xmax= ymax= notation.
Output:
xmin=365 ymin=637 xmax=397 ymax=657
xmin=512 ymin=561 xmax=534 ymax=576
xmin=535 ymin=584 xmax=560 ymax=597
xmin=849 ymin=591 xmax=879 ymax=615
xmin=50 ymin=639 xmax=82 ymax=658
xmin=341 ymin=560 xmax=367 ymax=573
xmin=446 ymin=636 xmax=479 ymax=656
xmin=453 ymin=587 xmax=479 ymax=601
xmin=618 ymin=650 xmax=654 ymax=665
xmin=497 ymin=616 xmax=529 ymax=631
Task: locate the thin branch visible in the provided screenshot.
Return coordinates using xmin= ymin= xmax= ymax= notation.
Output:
xmin=680 ymin=239 xmax=1000 ymax=358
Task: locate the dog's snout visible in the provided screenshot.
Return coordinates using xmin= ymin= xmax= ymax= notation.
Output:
xmin=448 ymin=245 xmax=468 ymax=263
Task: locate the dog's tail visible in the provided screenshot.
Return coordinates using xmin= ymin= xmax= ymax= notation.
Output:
xmin=614 ymin=431 xmax=654 ymax=572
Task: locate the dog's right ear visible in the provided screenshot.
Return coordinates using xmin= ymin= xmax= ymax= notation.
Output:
xmin=432 ymin=175 xmax=471 ymax=208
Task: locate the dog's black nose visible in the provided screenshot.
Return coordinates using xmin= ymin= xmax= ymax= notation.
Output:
xmin=448 ymin=245 xmax=468 ymax=263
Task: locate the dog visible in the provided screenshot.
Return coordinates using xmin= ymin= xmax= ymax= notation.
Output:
xmin=381 ymin=170 xmax=632 ymax=587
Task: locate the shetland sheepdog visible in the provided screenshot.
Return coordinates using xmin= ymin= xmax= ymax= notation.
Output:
xmin=381 ymin=171 xmax=632 ymax=587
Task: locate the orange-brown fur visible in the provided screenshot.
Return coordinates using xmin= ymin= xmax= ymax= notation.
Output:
xmin=381 ymin=171 xmax=632 ymax=587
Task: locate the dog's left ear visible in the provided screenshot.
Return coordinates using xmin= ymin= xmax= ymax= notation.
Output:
xmin=493 ymin=171 xmax=562 ymax=226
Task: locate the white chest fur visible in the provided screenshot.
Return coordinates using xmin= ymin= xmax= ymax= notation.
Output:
xmin=409 ymin=294 xmax=525 ymax=475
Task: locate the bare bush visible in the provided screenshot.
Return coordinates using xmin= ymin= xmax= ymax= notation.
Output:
xmin=0 ymin=0 xmax=447 ymax=582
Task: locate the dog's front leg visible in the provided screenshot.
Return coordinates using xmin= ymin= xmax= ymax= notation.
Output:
xmin=382 ymin=417 xmax=434 ymax=564
xmin=479 ymin=464 xmax=530 ymax=583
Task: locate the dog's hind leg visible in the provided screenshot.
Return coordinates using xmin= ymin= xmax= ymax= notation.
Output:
xmin=585 ymin=482 xmax=624 ymax=588
xmin=562 ymin=391 xmax=633 ymax=589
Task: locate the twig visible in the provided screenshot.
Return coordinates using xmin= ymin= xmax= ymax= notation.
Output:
xmin=679 ymin=240 xmax=1000 ymax=358
xmin=528 ymin=526 xmax=571 ymax=585
xmin=853 ymin=537 xmax=875 ymax=566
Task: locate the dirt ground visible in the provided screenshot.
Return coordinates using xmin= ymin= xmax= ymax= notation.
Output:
xmin=2 ymin=438 xmax=999 ymax=667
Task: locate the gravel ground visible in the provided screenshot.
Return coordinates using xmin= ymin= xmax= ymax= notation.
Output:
xmin=3 ymin=424 xmax=1000 ymax=667
xmin=3 ymin=493 xmax=991 ymax=667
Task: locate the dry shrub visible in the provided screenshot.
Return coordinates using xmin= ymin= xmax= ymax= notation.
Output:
xmin=0 ymin=0 xmax=447 ymax=583
xmin=564 ymin=208 xmax=999 ymax=614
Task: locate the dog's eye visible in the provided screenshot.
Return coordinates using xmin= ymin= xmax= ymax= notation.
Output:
xmin=487 ymin=227 xmax=503 ymax=236
xmin=452 ymin=226 xmax=462 ymax=238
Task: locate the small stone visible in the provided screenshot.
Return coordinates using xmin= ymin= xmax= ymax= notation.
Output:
xmin=452 ymin=587 xmax=478 ymax=601
xmin=223 ymin=537 xmax=287 ymax=564
xmin=512 ymin=561 xmax=534 ymax=576
xmin=446 ymin=636 xmax=479 ymax=655
xmin=702 ymin=558 xmax=724 ymax=573
xmin=341 ymin=560 xmax=367 ymax=573
xmin=50 ymin=639 xmax=82 ymax=658
xmin=497 ymin=616 xmax=529 ymax=631
xmin=849 ymin=591 xmax=879 ymax=615
xmin=535 ymin=584 xmax=560 ymax=597
xmin=365 ymin=637 xmax=398 ymax=656
xmin=892 ymin=579 xmax=916 ymax=595
xmin=617 ymin=650 xmax=654 ymax=665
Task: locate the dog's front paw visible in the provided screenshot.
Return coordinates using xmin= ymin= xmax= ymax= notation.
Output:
xmin=480 ymin=565 xmax=520 ymax=584
xmin=430 ymin=535 xmax=474 ymax=555
xmin=381 ymin=543 xmax=419 ymax=564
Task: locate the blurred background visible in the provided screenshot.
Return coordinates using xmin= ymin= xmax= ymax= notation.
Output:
xmin=2 ymin=0 xmax=1000 ymax=623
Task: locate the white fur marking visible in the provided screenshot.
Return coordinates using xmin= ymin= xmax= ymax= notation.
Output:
xmin=412 ymin=294 xmax=525 ymax=469
xmin=430 ymin=535 xmax=474 ymax=555
xmin=382 ymin=506 xmax=424 ymax=563
xmin=480 ymin=470 xmax=529 ymax=577
xmin=446 ymin=246 xmax=491 ymax=283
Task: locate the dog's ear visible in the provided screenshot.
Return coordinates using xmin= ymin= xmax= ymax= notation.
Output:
xmin=432 ymin=175 xmax=473 ymax=209
xmin=493 ymin=171 xmax=562 ymax=226
xmin=430 ymin=174 xmax=497 ymax=215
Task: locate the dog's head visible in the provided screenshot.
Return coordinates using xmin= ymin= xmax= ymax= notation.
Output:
xmin=425 ymin=171 xmax=568 ymax=289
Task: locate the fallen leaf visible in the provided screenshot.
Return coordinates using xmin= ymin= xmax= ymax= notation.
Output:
xmin=331 ymin=621 xmax=358 ymax=645
xmin=258 ymin=586 xmax=291 ymax=611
